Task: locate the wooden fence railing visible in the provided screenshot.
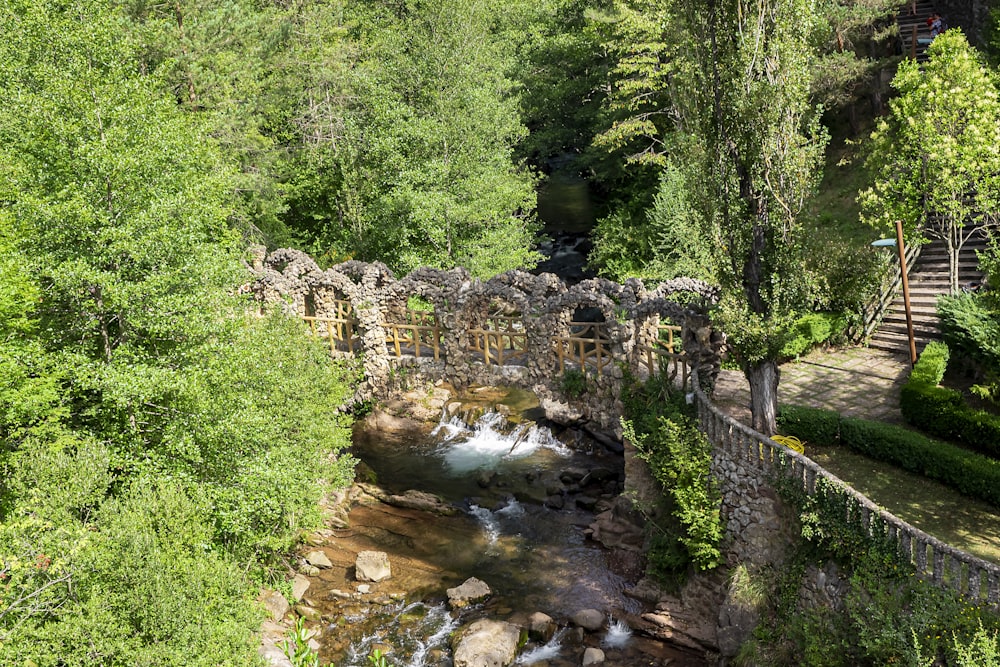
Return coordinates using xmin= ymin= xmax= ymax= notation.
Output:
xmin=856 ymin=240 xmax=921 ymax=341
xmin=637 ymin=325 xmax=687 ymax=386
xmin=691 ymin=369 xmax=1000 ymax=607
xmin=467 ymin=316 xmax=527 ymax=365
xmin=301 ymin=306 xmax=686 ymax=382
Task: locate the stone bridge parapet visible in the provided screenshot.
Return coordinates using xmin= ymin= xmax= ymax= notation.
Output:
xmin=248 ymin=247 xmax=724 ymax=432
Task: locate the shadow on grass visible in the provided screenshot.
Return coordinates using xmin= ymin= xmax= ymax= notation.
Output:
xmin=808 ymin=444 xmax=1000 ymax=564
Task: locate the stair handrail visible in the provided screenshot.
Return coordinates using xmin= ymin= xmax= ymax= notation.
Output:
xmin=857 ymin=240 xmax=921 ymax=341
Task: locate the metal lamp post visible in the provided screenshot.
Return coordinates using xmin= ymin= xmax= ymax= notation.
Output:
xmin=872 ymin=219 xmax=917 ymax=366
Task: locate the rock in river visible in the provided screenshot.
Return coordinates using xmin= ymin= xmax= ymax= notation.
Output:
xmin=451 ymin=618 xmax=521 ymax=667
xmin=355 ymin=550 xmax=392 ymax=582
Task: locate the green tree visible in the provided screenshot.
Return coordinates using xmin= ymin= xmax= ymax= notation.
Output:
xmin=0 ymin=0 xmax=355 ymax=660
xmin=669 ymin=0 xmax=827 ymax=435
xmin=282 ymin=0 xmax=541 ymax=277
xmin=860 ymin=31 xmax=1000 ymax=295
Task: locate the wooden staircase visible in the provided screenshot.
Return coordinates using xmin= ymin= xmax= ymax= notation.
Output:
xmin=869 ymin=229 xmax=989 ymax=355
xmin=897 ymin=0 xmax=936 ymax=62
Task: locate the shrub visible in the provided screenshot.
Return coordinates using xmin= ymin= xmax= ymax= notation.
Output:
xmin=777 ymin=405 xmax=842 ymax=445
xmin=909 ymin=340 xmax=949 ymax=386
xmin=938 ymin=292 xmax=1000 ymax=373
xmin=900 ymin=341 xmax=1000 ymax=459
xmin=623 ymin=376 xmax=722 ymax=579
xmin=560 ymin=369 xmax=588 ymax=398
xmin=780 ymin=312 xmax=845 ymax=359
xmin=0 ymin=480 xmax=260 ymax=666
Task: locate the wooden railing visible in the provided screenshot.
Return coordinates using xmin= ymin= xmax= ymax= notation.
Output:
xmin=301 ymin=307 xmax=687 ymax=382
xmin=637 ymin=325 xmax=687 ymax=386
xmin=553 ymin=321 xmax=611 ymax=377
xmin=302 ymin=312 xmax=357 ymax=354
xmin=468 ymin=316 xmax=527 ymax=365
xmin=691 ymin=369 xmax=1000 ymax=607
xmin=857 ymin=241 xmax=921 ymax=341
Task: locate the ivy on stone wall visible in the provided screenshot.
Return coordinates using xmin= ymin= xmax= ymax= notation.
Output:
xmin=623 ymin=379 xmax=722 ymax=574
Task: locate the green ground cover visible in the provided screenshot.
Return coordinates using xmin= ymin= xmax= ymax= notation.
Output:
xmin=807 ymin=444 xmax=1000 ymax=565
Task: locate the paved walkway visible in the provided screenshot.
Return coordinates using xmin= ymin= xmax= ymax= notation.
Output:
xmin=711 ymin=346 xmax=912 ymax=426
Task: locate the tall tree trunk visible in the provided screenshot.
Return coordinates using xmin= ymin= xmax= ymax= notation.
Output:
xmin=746 ymin=360 xmax=779 ymax=436
xmin=946 ymin=220 xmax=958 ymax=294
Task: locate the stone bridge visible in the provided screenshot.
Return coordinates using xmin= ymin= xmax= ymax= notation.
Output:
xmin=248 ymin=247 xmax=725 ymax=431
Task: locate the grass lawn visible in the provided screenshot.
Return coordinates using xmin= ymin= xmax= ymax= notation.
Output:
xmin=807 ymin=443 xmax=1000 ymax=565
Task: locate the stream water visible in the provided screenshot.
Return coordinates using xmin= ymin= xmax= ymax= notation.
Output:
xmin=311 ymin=388 xmax=707 ymax=667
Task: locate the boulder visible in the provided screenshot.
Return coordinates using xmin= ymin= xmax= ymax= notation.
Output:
xmin=259 ymin=643 xmax=294 ymax=667
xmin=294 ymin=604 xmax=321 ymax=621
xmin=559 ymin=467 xmax=589 ymax=484
xmin=544 ymin=495 xmax=565 ymax=510
xmin=582 ymin=647 xmax=606 ymax=666
xmin=447 ymin=577 xmax=492 ymax=608
xmin=571 ymin=609 xmax=605 ymax=632
xmin=258 ymin=590 xmax=289 ymax=622
xmin=291 ymin=575 xmax=311 ymax=602
xmin=304 ymin=550 xmax=332 ymax=569
xmin=451 ymin=619 xmax=521 ymax=667
xmin=527 ymin=612 xmax=557 ymax=642
xmin=359 ymin=485 xmax=459 ymax=516
xmin=356 ymin=550 xmax=392 ymax=582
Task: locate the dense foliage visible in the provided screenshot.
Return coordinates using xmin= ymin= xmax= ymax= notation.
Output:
xmin=938 ymin=288 xmax=1000 ymax=406
xmin=780 ymin=313 xmax=846 ymax=360
xmin=898 ymin=340 xmax=1000 ymax=458
xmin=743 ymin=474 xmax=1000 ymax=665
xmin=623 ymin=377 xmax=722 ymax=583
xmin=0 ymin=0 xmax=355 ymax=662
xmin=860 ymin=31 xmax=1000 ymax=294
xmin=748 ymin=394 xmax=1000 ymax=665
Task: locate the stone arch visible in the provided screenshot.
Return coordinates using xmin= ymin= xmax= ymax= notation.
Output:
xmin=248 ymin=249 xmax=725 ymax=418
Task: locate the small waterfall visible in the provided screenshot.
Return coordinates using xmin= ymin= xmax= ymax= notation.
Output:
xmin=431 ymin=410 xmax=572 ymax=474
xmin=602 ymin=616 xmax=633 ymax=648
xmin=516 ymin=628 xmax=567 ymax=664
xmin=468 ymin=503 xmax=501 ymax=545
xmin=469 ymin=498 xmax=526 ymax=557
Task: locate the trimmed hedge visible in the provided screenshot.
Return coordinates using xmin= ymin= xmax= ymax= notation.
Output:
xmin=909 ymin=340 xmax=949 ymax=386
xmin=900 ymin=341 xmax=1000 ymax=459
xmin=777 ymin=405 xmax=1000 ymax=509
xmin=775 ymin=404 xmax=842 ymax=445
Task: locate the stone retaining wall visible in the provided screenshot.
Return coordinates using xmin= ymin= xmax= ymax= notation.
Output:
xmin=692 ymin=368 xmax=1000 ymax=608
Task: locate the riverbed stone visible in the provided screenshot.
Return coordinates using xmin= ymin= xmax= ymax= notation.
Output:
xmin=304 ymin=550 xmax=332 ymax=569
xmin=527 ymin=612 xmax=557 ymax=642
xmin=259 ymin=644 xmax=294 ymax=667
xmin=292 ymin=574 xmax=311 ymax=601
xmin=447 ymin=577 xmax=492 ymax=608
xmin=544 ymin=494 xmax=565 ymax=510
xmin=258 ymin=589 xmax=289 ymax=622
xmin=355 ymin=550 xmax=392 ymax=582
xmin=295 ymin=604 xmax=321 ymax=621
xmin=451 ymin=618 xmax=521 ymax=667
xmin=359 ymin=484 xmax=460 ymax=516
xmin=582 ymin=647 xmax=605 ymax=666
xmin=571 ymin=609 xmax=605 ymax=632
xmin=560 ymin=467 xmax=588 ymax=483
